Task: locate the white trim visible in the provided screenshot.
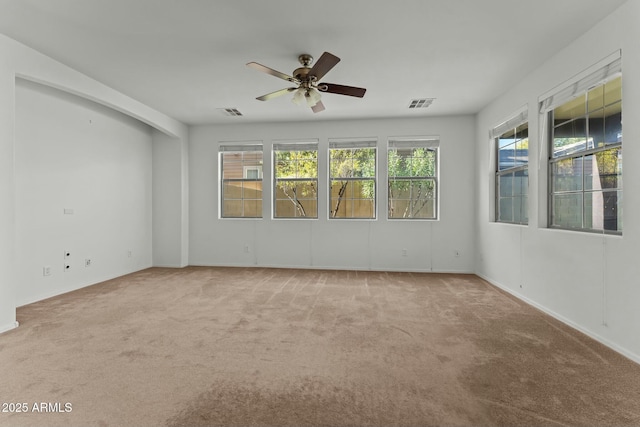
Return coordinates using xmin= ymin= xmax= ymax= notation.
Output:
xmin=219 ymin=142 xmax=263 ymax=152
xmin=490 ymin=104 xmax=529 ymax=140
xmin=329 ymin=137 xmax=377 ymax=148
xmin=477 ymin=273 xmax=640 ymax=366
xmin=388 ymin=137 xmax=440 ymax=149
xmin=538 ymin=50 xmax=621 ymax=113
xmin=272 ymin=140 xmax=319 ymax=151
xmin=0 ymin=321 xmax=19 ymax=335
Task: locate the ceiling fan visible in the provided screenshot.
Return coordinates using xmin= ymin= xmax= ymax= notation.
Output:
xmin=246 ymin=51 xmax=366 ymax=113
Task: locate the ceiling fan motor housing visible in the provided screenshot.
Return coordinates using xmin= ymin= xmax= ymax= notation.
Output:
xmin=298 ymin=54 xmax=313 ymax=67
xmin=294 ymin=54 xmax=317 ymax=84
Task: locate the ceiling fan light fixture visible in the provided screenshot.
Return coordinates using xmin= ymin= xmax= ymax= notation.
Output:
xmin=305 ymin=88 xmax=322 ymax=107
xmin=292 ymin=88 xmax=306 ymax=105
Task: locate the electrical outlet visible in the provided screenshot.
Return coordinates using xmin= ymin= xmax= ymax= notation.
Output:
xmin=43 ymin=266 xmax=51 ymax=276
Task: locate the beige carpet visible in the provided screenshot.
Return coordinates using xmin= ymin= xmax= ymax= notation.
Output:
xmin=1 ymin=267 xmax=640 ymax=426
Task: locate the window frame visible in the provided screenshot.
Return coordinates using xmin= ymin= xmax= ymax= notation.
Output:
xmin=272 ymin=141 xmax=319 ymax=219
xmin=493 ymin=117 xmax=529 ymax=225
xmin=387 ymin=138 xmax=439 ymax=220
xmin=546 ymin=75 xmax=622 ymax=235
xmin=328 ymin=139 xmax=377 ymax=220
xmin=219 ymin=143 xmax=264 ymax=219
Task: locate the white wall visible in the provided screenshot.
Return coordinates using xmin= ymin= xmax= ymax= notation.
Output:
xmin=190 ymin=116 xmax=476 ymax=272
xmin=0 ymin=53 xmax=17 ymax=333
xmin=0 ymin=34 xmax=188 ymax=332
xmin=153 ymin=129 xmax=190 ymax=267
xmin=475 ymin=0 xmax=640 ymax=362
xmin=14 ymin=80 xmax=153 ymax=306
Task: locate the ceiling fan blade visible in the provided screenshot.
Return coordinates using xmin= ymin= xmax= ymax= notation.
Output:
xmin=247 ymin=62 xmax=299 ymax=83
xmin=308 ymin=52 xmax=340 ymax=81
xmin=256 ymin=87 xmax=297 ymax=101
xmin=311 ymin=100 xmax=325 ymax=113
xmin=318 ymin=83 xmax=366 ymax=98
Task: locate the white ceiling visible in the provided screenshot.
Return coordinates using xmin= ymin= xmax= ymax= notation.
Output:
xmin=0 ymin=0 xmax=627 ymax=125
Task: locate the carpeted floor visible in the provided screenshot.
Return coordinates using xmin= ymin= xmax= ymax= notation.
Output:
xmin=1 ymin=267 xmax=640 ymax=426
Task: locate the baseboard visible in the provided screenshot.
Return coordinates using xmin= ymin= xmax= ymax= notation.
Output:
xmin=188 ymin=262 xmax=473 ymax=274
xmin=17 ymin=266 xmax=153 ymax=308
xmin=0 ymin=321 xmax=19 ymax=335
xmin=477 ymin=273 xmax=640 ymax=366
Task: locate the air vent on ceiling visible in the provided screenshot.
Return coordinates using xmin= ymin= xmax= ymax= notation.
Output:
xmin=219 ymin=108 xmax=243 ymax=116
xmin=408 ymin=98 xmax=435 ymax=109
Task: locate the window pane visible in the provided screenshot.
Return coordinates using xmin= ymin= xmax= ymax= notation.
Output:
xmin=498 ymin=143 xmax=516 ymax=171
xmin=589 ymin=108 xmax=606 ymax=148
xmin=604 ymin=103 xmax=622 ymax=145
xmin=552 ymin=157 xmax=583 ymax=192
xmin=242 ymin=200 xmax=262 ymax=218
xmin=584 ymin=191 xmax=621 ymax=232
xmin=515 ymin=123 xmax=528 ymax=140
xmin=584 ymin=148 xmax=622 ymax=191
xmin=499 ymin=172 xmax=514 ymax=197
xmin=587 ymin=84 xmax=605 ymax=112
xmin=389 ymin=180 xmax=436 ymax=218
xmin=513 ymin=196 xmax=524 ymax=224
xmin=388 ymin=149 xmax=406 ymax=177
xmin=412 ymin=200 xmax=436 ymax=219
xmin=499 ymin=197 xmax=513 ymax=222
xmin=389 ymin=148 xmax=436 ymax=178
xmin=553 ymin=120 xmax=588 ymax=157
xmin=514 ymin=169 xmax=528 ymax=197
xmin=520 ymin=195 xmax=528 ymax=224
xmin=604 ymin=76 xmax=622 ymax=106
xmin=330 ymin=148 xmax=375 ymax=178
xmin=223 ymin=200 xmax=242 ymax=217
xmin=330 ymin=180 xmax=375 ymax=219
xmin=223 ymin=182 xmax=242 ymax=199
xmin=389 ymin=199 xmax=409 ymax=219
xmin=274 ymin=180 xmax=318 ymax=218
xmin=275 ymin=151 xmax=318 ymax=178
xmin=410 ymin=149 xmax=436 ymax=177
xmin=552 ymin=193 xmax=583 ymax=229
xmin=515 ymin=138 xmax=529 ymax=166
xmin=242 ymin=181 xmax=262 ymax=199
xmin=553 ymin=96 xmax=586 ymax=122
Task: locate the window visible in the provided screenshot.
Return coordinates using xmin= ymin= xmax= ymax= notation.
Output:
xmin=492 ymin=112 xmax=529 ymax=225
xmin=387 ymin=138 xmax=438 ymax=219
xmin=220 ymin=144 xmax=263 ymax=218
xmin=541 ymin=55 xmax=621 ymax=234
xmin=329 ymin=139 xmax=376 ymax=219
xmin=273 ymin=142 xmax=318 ymax=218
xmin=243 ymin=166 xmax=262 ymax=179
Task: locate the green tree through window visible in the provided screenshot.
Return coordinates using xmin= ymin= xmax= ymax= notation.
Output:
xmin=329 ymin=143 xmax=376 ymax=219
xmin=388 ymin=140 xmax=438 ymax=219
xmin=274 ymin=145 xmax=318 ymax=218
